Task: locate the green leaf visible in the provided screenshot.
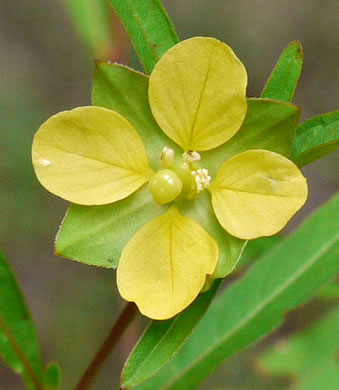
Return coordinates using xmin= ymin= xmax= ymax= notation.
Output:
xmin=134 ymin=194 xmax=339 ymax=390
xmin=107 ymin=0 xmax=179 ymax=74
xmin=290 ymin=111 xmax=339 ymax=167
xmin=43 ymin=361 xmax=62 ymax=390
xmin=261 ymin=41 xmax=303 ymax=102
xmin=56 ymin=185 xmax=167 ymax=268
xmin=258 ymin=308 xmax=339 ymax=390
xmin=202 ymin=98 xmax=300 ymax=177
xmin=65 ymin=0 xmax=112 ymax=57
xmin=0 ymin=248 xmax=43 ymax=390
xmin=121 ymin=280 xmax=222 ymax=389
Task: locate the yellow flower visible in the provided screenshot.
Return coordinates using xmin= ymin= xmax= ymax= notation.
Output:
xmin=32 ymin=37 xmax=308 ymax=320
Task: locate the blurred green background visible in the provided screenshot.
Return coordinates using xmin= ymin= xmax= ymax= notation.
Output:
xmin=0 ymin=0 xmax=338 ymax=388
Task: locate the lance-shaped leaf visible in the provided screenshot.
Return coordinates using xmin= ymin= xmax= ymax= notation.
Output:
xmin=261 ymin=41 xmax=303 ymax=102
xmin=121 ymin=280 xmax=222 ymax=389
xmin=107 ymin=0 xmax=179 ymax=73
xmin=134 ymin=194 xmax=339 ymax=390
xmin=64 ymin=0 xmax=112 ymax=57
xmin=0 ymin=248 xmax=43 ymax=390
xmin=291 ymin=110 xmax=339 ymax=167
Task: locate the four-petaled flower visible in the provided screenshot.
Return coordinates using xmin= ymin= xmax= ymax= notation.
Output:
xmin=32 ymin=37 xmax=308 ymax=320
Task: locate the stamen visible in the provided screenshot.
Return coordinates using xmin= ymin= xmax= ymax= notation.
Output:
xmin=160 ymin=146 xmax=175 ymax=168
xmin=183 ymin=150 xmax=201 ymax=163
xmin=191 ymin=168 xmax=211 ymax=193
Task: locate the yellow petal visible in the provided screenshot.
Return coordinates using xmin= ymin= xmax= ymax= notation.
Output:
xmin=117 ymin=206 xmax=218 ymax=320
xmin=210 ymin=150 xmax=308 ymax=239
xmin=149 ymin=37 xmax=247 ymax=151
xmin=32 ymin=106 xmax=153 ymax=205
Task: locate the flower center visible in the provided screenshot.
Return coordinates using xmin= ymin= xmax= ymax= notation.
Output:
xmin=148 ymin=147 xmax=211 ymax=204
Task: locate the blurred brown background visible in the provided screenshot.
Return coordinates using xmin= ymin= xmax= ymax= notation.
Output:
xmin=0 ymin=0 xmax=338 ymax=389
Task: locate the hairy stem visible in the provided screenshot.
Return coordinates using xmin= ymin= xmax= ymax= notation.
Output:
xmin=74 ymin=302 xmax=138 ymax=390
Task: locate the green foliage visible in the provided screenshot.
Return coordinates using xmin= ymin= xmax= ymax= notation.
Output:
xmin=56 ymin=186 xmax=166 ymax=268
xmin=178 ymin=191 xmax=246 ymax=279
xmin=261 ymin=41 xmax=303 ymax=102
xmin=92 ymin=62 xmax=181 ymax=170
xmin=291 ymin=111 xmax=339 ymax=167
xmin=0 ymin=248 xmax=43 ymax=389
xmin=258 ymin=309 xmax=339 ymax=390
xmin=121 ymin=280 xmax=222 ymax=389
xmin=107 ymin=0 xmax=179 ymax=73
xmin=202 ymin=98 xmax=300 ymax=177
xmin=133 ymin=195 xmax=339 ymax=390
xmin=64 ymin=0 xmax=112 ymax=57
xmin=43 ymin=362 xmax=62 ymax=390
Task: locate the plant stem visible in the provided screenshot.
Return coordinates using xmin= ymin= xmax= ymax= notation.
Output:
xmin=74 ymin=302 xmax=138 ymax=390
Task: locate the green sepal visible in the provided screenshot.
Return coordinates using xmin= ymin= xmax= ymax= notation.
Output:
xmin=178 ymin=191 xmax=246 ymax=279
xmin=92 ymin=62 xmax=181 ymax=171
xmin=0 ymin=247 xmax=43 ymax=390
xmin=261 ymin=41 xmax=303 ymax=102
xmin=106 ymin=0 xmax=179 ymax=74
xmin=291 ymin=110 xmax=339 ymax=167
xmin=56 ymin=185 xmax=168 ymax=268
xmin=202 ymin=98 xmax=301 ymax=177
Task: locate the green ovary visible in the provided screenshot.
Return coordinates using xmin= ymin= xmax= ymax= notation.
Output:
xmin=149 ymin=169 xmax=183 ymax=204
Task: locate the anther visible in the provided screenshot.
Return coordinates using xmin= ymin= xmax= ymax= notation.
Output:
xmin=160 ymin=146 xmax=175 ymax=168
xmin=183 ymin=150 xmax=201 ymax=163
xmin=191 ymin=168 xmax=211 ymax=193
